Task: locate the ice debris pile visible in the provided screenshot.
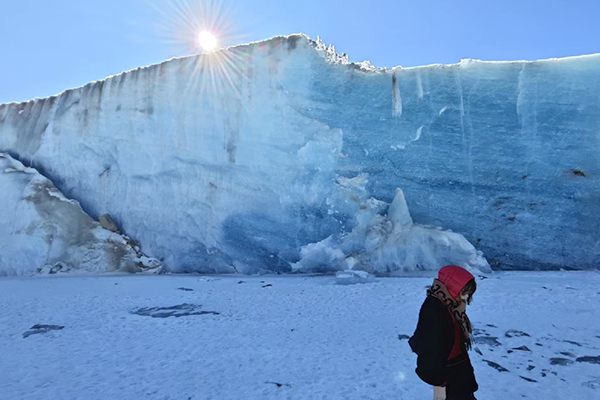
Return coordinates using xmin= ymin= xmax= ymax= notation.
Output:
xmin=293 ymin=188 xmax=490 ymax=274
xmin=0 ymin=153 xmax=161 ymax=275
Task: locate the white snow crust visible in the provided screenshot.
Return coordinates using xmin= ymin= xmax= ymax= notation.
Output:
xmin=0 ymin=272 xmax=598 ymax=399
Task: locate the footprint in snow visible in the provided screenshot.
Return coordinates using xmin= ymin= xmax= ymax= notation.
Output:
xmin=505 ymin=329 xmax=531 ymax=338
xmin=23 ymin=324 xmax=65 ymax=339
xmin=576 ymin=356 xmax=600 ymax=365
xmin=265 ymin=381 xmax=292 ymax=388
xmin=559 ymin=351 xmax=576 ymax=358
xmin=473 ymin=328 xmax=502 ymax=347
xmin=482 ymin=359 xmax=509 ymax=372
xmin=583 ymin=377 xmax=600 ymax=389
xmin=520 ymin=376 xmax=537 ymax=383
xmin=474 ymin=335 xmax=502 ymax=347
xmin=549 ymin=358 xmax=574 ymax=366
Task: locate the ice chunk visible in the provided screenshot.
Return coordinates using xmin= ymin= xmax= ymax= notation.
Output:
xmin=292 ymin=236 xmax=345 ymax=273
xmin=335 ymin=270 xmax=375 ymax=285
xmin=388 ymin=188 xmax=413 ymax=229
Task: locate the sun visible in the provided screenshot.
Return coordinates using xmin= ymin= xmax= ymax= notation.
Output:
xmin=148 ymin=0 xmax=247 ymax=97
xmin=198 ymin=30 xmax=217 ymax=52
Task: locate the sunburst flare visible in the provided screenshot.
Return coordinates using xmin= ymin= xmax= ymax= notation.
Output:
xmin=147 ymin=0 xmax=249 ymax=97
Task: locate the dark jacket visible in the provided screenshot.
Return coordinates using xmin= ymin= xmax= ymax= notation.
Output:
xmin=410 ymin=295 xmax=478 ymax=392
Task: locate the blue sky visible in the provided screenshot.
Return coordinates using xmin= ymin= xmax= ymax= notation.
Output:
xmin=1 ymin=0 xmax=598 ymax=104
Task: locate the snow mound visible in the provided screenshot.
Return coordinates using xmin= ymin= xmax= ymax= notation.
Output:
xmin=0 ymin=153 xmax=161 ymax=276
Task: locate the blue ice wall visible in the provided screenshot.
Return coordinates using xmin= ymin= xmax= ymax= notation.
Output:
xmin=0 ymin=35 xmax=598 ymax=271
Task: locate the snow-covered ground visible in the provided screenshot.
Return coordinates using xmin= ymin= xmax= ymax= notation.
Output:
xmin=1 ymin=272 xmax=599 ymax=400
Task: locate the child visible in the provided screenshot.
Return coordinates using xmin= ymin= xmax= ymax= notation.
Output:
xmin=409 ymin=265 xmax=479 ymax=400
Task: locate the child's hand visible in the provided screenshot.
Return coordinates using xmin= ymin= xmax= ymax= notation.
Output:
xmin=433 ymin=386 xmax=446 ymax=400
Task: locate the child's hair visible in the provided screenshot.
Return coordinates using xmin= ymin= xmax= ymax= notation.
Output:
xmin=460 ymin=278 xmax=477 ymax=305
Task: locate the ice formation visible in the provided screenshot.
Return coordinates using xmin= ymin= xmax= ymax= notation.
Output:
xmin=0 ymin=34 xmax=598 ymax=274
xmin=0 ymin=153 xmax=160 ymax=275
xmin=335 ymin=270 xmax=375 ymax=285
xmin=292 ymin=187 xmax=489 ymax=274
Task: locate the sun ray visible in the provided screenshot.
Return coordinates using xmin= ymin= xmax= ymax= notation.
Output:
xmin=146 ymin=0 xmax=248 ymax=98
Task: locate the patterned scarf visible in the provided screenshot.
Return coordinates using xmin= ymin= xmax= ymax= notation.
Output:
xmin=427 ymin=278 xmax=473 ymax=349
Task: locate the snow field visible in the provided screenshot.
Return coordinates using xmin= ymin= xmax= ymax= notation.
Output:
xmin=0 ymin=272 xmax=599 ymax=399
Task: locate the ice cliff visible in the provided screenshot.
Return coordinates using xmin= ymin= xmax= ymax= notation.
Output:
xmin=0 ymin=34 xmax=598 ymax=274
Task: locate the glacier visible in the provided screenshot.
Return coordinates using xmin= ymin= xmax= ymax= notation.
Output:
xmin=0 ymin=34 xmax=598 ymax=274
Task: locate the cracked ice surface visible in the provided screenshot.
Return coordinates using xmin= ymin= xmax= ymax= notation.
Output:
xmin=0 ymin=34 xmax=598 ymax=273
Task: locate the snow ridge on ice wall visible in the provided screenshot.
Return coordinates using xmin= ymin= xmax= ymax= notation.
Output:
xmin=0 ymin=34 xmax=598 ymax=273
